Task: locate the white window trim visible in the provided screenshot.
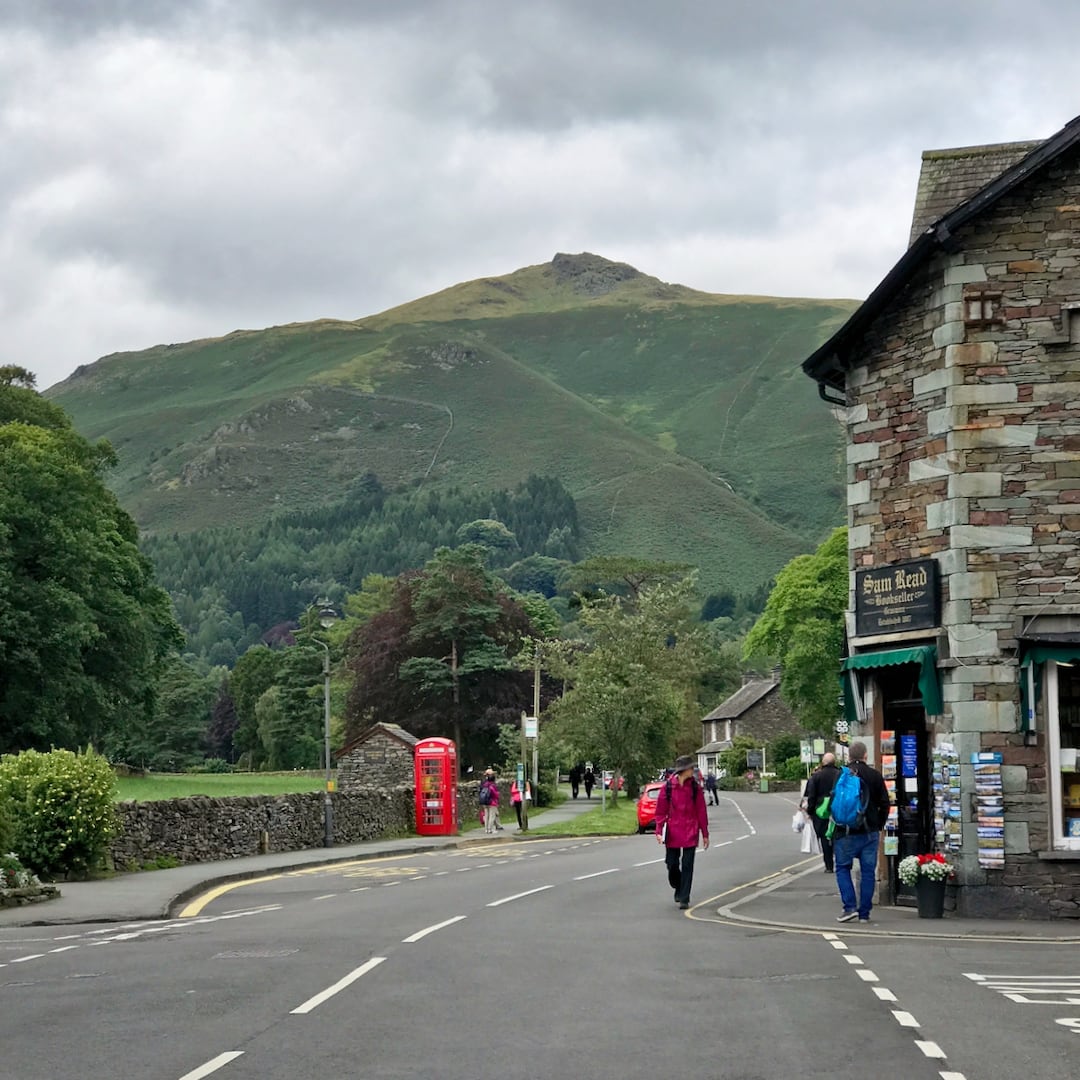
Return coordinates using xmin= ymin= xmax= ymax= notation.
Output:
xmin=1046 ymin=661 xmax=1080 ymax=851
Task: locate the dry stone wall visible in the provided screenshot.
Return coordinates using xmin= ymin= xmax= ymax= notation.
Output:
xmin=109 ymin=789 xmax=415 ymax=869
xmin=107 ymin=779 xmax=514 ymax=869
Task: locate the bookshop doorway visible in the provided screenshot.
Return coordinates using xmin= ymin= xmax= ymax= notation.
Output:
xmin=877 ymin=665 xmax=932 ymax=907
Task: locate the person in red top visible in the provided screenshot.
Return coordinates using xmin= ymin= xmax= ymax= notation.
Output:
xmin=654 ymin=755 xmax=710 ymax=909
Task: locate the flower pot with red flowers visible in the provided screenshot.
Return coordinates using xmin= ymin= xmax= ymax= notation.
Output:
xmin=898 ymin=853 xmax=953 ymax=918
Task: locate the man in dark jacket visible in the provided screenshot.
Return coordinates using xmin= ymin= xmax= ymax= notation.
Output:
xmin=803 ymin=753 xmax=841 ymax=873
xmin=834 ymin=741 xmax=891 ymax=924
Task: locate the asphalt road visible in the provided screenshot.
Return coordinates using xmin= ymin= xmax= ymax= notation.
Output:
xmin=2 ymin=792 xmax=1075 ymax=1080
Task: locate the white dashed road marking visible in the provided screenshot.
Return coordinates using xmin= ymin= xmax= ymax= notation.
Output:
xmin=290 ymin=957 xmax=386 ymax=1014
xmin=402 ymin=916 xmax=467 ymax=943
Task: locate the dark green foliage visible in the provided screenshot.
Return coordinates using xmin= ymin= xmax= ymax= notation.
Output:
xmin=344 ymin=547 xmax=541 ymax=769
xmin=500 ymin=555 xmax=568 ymax=598
xmin=768 ymin=733 xmax=801 ymax=766
xmin=0 ymin=381 xmax=182 ymax=754
xmin=206 ymin=680 xmax=239 ymax=762
xmin=144 ymin=474 xmax=581 ymax=665
xmin=114 ymin=657 xmax=218 ymax=772
xmin=701 ymin=591 xmax=737 ymax=621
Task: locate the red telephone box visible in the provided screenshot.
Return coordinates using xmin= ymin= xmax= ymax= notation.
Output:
xmin=414 ymin=737 xmax=458 ymax=835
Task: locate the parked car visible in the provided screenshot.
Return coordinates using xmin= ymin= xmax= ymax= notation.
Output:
xmin=636 ymin=782 xmax=665 ymax=833
xmin=602 ymin=773 xmax=626 ymax=790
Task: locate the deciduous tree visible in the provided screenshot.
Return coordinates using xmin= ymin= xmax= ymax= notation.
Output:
xmin=743 ymin=527 xmax=847 ymax=731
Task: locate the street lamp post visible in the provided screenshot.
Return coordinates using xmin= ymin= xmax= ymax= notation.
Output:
xmin=315 ymin=602 xmax=338 ymax=848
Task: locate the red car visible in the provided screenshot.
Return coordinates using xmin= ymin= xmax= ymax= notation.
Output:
xmin=636 ymin=782 xmax=665 ymax=833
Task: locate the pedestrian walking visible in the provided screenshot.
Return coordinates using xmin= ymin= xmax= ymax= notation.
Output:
xmin=510 ymin=778 xmax=528 ymax=829
xmin=569 ymin=765 xmax=581 ymax=800
xmin=832 ymin=741 xmax=890 ymax=923
xmin=654 ymin=755 xmax=710 ymax=910
xmin=479 ymin=769 xmax=501 ymax=834
xmin=704 ymin=770 xmax=719 ymax=806
xmin=583 ymin=767 xmax=595 ymax=799
xmin=803 ymin=752 xmax=841 ymax=873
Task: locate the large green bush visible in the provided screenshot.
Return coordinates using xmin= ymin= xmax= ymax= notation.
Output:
xmin=0 ymin=748 xmax=117 ymax=879
xmin=0 ymin=794 xmax=13 ymax=852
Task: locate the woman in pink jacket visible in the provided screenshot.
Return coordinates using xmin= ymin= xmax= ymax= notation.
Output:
xmin=654 ymin=755 xmax=710 ymax=909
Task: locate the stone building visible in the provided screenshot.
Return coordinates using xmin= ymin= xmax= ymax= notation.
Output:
xmin=803 ymin=115 xmax=1080 ymax=918
xmin=696 ymin=672 xmax=801 ymax=774
xmin=336 ymin=723 xmax=419 ymax=791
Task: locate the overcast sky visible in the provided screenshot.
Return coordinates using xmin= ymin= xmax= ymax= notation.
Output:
xmin=5 ymin=1 xmax=1080 ymax=389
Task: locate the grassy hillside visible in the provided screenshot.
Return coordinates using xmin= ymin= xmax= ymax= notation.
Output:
xmin=48 ymin=254 xmax=854 ymax=595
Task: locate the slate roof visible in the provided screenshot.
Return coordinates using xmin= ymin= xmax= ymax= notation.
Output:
xmin=337 ymin=722 xmax=418 ymax=757
xmin=697 ymin=739 xmax=733 ymax=754
xmin=701 ymin=678 xmax=778 ymax=722
xmin=804 ymin=113 xmax=1080 ymax=395
xmin=908 ymin=141 xmax=1040 ymax=245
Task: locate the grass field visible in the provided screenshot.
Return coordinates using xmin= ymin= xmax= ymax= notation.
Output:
xmin=528 ymin=796 xmax=640 ymax=837
xmin=114 ymin=772 xmax=324 ymax=802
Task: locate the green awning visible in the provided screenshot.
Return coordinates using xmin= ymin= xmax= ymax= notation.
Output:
xmin=841 ymin=645 xmax=943 ymax=726
xmin=1018 ymin=643 xmax=1080 ymax=732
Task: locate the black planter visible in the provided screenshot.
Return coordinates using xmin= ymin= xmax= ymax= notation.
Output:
xmin=915 ymin=877 xmax=947 ymax=918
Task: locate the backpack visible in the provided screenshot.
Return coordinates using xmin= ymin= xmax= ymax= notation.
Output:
xmin=829 ymin=767 xmax=868 ymax=831
xmin=664 ymin=777 xmax=699 ymax=804
xmin=479 ymin=782 xmax=493 ymax=806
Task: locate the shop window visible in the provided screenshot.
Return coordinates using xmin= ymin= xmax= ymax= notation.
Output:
xmin=1046 ymin=661 xmax=1080 ymax=850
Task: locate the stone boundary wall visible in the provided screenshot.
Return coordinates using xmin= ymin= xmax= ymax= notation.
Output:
xmin=108 ymin=779 xmax=515 ymax=869
xmin=109 ymin=789 xmax=415 ymax=869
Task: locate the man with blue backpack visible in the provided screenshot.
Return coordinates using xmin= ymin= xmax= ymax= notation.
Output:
xmin=829 ymin=741 xmax=890 ymax=923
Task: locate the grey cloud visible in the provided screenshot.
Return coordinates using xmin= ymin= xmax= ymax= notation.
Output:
xmin=4 ymin=0 xmax=1080 ymax=388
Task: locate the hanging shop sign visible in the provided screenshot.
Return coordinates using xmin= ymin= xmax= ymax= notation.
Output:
xmin=855 ymin=559 xmax=940 ymax=637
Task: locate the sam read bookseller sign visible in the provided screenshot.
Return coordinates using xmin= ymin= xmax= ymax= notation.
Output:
xmin=855 ymin=560 xmax=940 ymax=637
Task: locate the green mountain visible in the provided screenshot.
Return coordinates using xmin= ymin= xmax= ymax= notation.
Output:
xmin=47 ymin=253 xmax=854 ymax=595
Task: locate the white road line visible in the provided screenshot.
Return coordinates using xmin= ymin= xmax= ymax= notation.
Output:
xmin=856 ymin=969 xmax=879 ymax=982
xmin=456 ymin=867 xmax=472 ymax=872
xmin=735 ymin=834 xmax=751 ymax=841
xmin=873 ymin=987 xmax=898 ymax=1002
xmin=716 ymin=840 xmax=733 ymax=847
xmin=634 ymin=858 xmax=665 ymax=866
xmin=892 ymin=1011 xmax=920 ymax=1028
xmin=177 ymin=1051 xmax=244 ymax=1080
xmin=830 ymin=941 xmax=848 ymax=951
xmin=962 ymin=973 xmax=985 ymax=981
xmin=11 ymin=954 xmax=44 ymax=963
xmin=843 ymin=955 xmax=863 ymax=965
xmin=382 ymin=882 xmax=400 ymax=887
xmin=940 ymin=1073 xmax=968 ymax=1080
xmin=49 ymin=945 xmax=80 ymax=954
xmin=822 ymin=932 xmax=838 ymax=940
xmin=412 ymin=875 xmax=427 ymax=881
xmin=915 ymin=1041 xmax=946 ymax=1060
xmin=313 ymin=894 xmax=336 ymax=901
xmin=53 ymin=934 xmax=81 ymax=941
xmin=574 ymin=869 xmax=619 ymax=881
xmin=544 ymin=850 xmax=555 ymax=855
xmin=434 ymin=871 xmax=450 ymax=876
xmin=291 ymin=957 xmax=386 ymax=1014
xmin=350 ymin=887 xmax=370 ymax=893
xmin=402 ymin=916 xmax=467 ymax=943
xmin=487 ymin=886 xmax=554 ymax=907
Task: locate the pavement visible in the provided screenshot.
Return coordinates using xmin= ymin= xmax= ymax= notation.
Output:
xmin=0 ymin=787 xmax=605 ymax=928
xmin=7 ymin=787 xmax=1080 ymax=941
xmin=710 ymin=852 xmax=1080 ymax=942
